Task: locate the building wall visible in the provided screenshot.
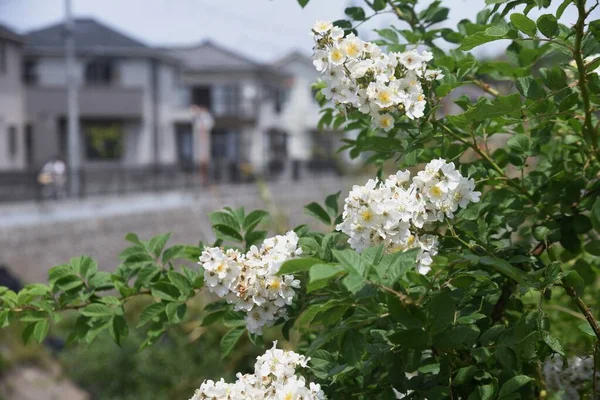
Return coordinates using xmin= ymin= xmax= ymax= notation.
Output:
xmin=25 ymin=56 xmax=177 ymax=168
xmin=0 ymin=40 xmax=26 ymax=171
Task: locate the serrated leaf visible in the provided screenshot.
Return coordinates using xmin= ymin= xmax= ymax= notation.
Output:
xmin=304 ymin=202 xmax=331 ymax=225
xmin=149 ymin=233 xmax=171 ymax=258
xmin=33 ymin=319 xmax=49 ymax=343
xmin=277 ymin=257 xmax=322 ymax=275
xmin=308 ymin=264 xmax=346 ymax=292
xmin=243 ymin=210 xmax=269 ymax=232
xmin=479 ymin=256 xmax=527 ymax=285
xmin=213 ymin=224 xmax=243 ymax=243
xmin=110 ymin=315 xmax=128 ymax=346
xmin=81 ymin=303 xmax=114 ymax=318
xmin=342 ymin=330 xmax=365 ymax=365
xmin=137 ymin=302 xmax=166 ymax=327
xmin=220 ymin=327 xmax=245 ymax=359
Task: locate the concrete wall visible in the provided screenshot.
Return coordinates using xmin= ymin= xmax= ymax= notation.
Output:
xmin=0 ymin=40 xmax=26 ymax=171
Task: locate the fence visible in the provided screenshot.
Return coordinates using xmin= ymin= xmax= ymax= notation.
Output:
xmin=0 ymin=160 xmax=342 ymax=203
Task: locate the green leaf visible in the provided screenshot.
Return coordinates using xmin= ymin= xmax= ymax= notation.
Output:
xmin=109 ymin=315 xmax=128 ymax=346
xmin=345 ymin=6 xmax=366 ymax=21
xmin=516 ymin=77 xmax=545 ymax=99
xmin=209 ymin=211 xmax=240 ymax=231
xmin=33 ymin=319 xmax=49 ymax=343
xmin=510 ymin=14 xmax=536 ymax=36
xmin=506 ymin=134 xmax=532 ymax=155
xmin=150 ymin=282 xmax=181 ymax=302
xmin=498 ymin=375 xmax=534 ymax=398
xmin=325 ymin=192 xmax=340 ymax=218
xmin=213 ymin=224 xmax=244 ymax=243
xmin=454 ymin=366 xmax=478 ymax=385
xmin=467 ymin=93 xmax=522 ymax=121
xmin=332 ymin=248 xmax=369 ymax=276
xmin=376 ymin=28 xmax=399 ymax=43
xmin=308 ymin=264 xmax=346 ymax=292
xmin=297 ymin=0 xmax=309 ymax=7
xmin=71 ymin=256 xmax=98 ymax=280
xmin=541 ymin=331 xmax=564 ymax=355
xmin=342 ymin=330 xmax=365 ymax=365
xmin=304 ymin=202 xmax=331 ymax=225
xmin=137 ymin=302 xmax=166 ymax=327
xmin=125 ymin=232 xmax=143 ymax=245
xmin=167 ymin=271 xmax=192 ymax=295
xmin=556 ymin=0 xmax=573 ymax=19
xmin=243 ymin=210 xmax=269 ymax=232
xmin=458 ymin=25 xmax=511 ymax=51
xmin=277 ymin=257 xmax=322 ymax=275
xmin=81 ymin=303 xmax=114 ymax=318
xmin=578 ymin=322 xmax=596 ymax=337
xmin=479 ymin=256 xmax=527 ymax=285
xmin=165 ymin=302 xmax=186 ymax=324
xmin=427 ymin=292 xmax=456 ymax=334
xmin=149 ymin=233 xmax=171 ymax=258
xmin=370 ymin=0 xmax=386 ymax=11
xmin=537 ymin=14 xmax=558 ymax=38
xmin=220 ymin=327 xmax=245 ymax=359
xmin=590 ymin=20 xmax=600 ymax=42
xmin=374 ymin=248 xmax=419 ymax=286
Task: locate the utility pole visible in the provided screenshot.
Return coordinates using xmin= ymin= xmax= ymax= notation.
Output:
xmin=65 ymin=0 xmax=80 ymax=196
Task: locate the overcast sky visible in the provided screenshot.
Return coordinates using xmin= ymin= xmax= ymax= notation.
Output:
xmin=0 ymin=0 xmax=596 ymax=62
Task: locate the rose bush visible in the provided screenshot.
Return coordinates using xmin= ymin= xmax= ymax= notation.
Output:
xmin=2 ymin=0 xmax=600 ymax=398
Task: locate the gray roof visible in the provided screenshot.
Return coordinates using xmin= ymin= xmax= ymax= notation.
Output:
xmin=26 ymin=18 xmax=146 ymax=49
xmin=0 ymin=23 xmax=22 ymax=43
xmin=24 ymin=18 xmax=178 ymax=63
xmin=165 ymin=40 xmax=264 ymax=72
xmin=272 ymin=51 xmax=313 ymax=69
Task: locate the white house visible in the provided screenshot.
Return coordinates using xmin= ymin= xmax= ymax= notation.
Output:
xmin=0 ymin=25 xmax=26 ymax=171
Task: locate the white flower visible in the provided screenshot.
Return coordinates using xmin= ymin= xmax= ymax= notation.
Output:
xmin=374 ymin=113 xmax=394 ymax=131
xmin=313 ymin=20 xmax=333 ymax=34
xmin=311 ymin=21 xmax=440 ymax=127
xmin=336 ymin=159 xmax=480 ymax=274
xmin=199 ymin=231 xmax=302 ymax=335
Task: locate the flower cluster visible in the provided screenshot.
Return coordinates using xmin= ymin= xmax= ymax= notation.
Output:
xmin=311 ymin=20 xmax=443 ymax=131
xmin=189 ymin=342 xmax=326 ymax=400
xmin=544 ymin=356 xmax=599 ymax=400
xmin=199 ymin=231 xmax=302 ymax=334
xmin=336 ymin=159 xmax=480 ymax=274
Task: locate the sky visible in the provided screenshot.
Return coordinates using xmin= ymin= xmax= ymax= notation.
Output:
xmin=0 ymin=0 xmax=596 ymax=63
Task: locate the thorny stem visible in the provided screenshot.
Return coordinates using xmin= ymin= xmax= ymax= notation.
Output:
xmin=468 ymin=77 xmax=501 ymax=97
xmin=561 ymin=283 xmax=600 ymax=342
xmin=594 ymin=341 xmax=599 ymax=399
xmin=573 ymin=0 xmax=600 ymax=157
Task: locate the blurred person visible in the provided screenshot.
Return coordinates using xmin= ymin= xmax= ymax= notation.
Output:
xmin=37 ymin=156 xmax=68 ymax=199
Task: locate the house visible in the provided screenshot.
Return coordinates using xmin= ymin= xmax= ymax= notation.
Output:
xmin=0 ymin=25 xmax=26 ymax=171
xmin=165 ymin=40 xmax=290 ymax=178
xmin=23 ymin=18 xmax=181 ymax=170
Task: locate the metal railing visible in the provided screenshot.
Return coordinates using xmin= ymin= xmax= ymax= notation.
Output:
xmin=0 ymin=159 xmax=341 ymax=203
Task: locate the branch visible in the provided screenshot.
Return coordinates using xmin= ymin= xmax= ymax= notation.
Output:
xmin=561 ymin=283 xmax=600 ymax=342
xmin=468 ymin=76 xmax=501 ymax=97
xmin=573 ymin=0 xmax=600 ymax=156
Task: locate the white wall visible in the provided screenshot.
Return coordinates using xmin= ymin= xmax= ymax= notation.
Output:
xmin=0 ymin=41 xmax=26 ymax=170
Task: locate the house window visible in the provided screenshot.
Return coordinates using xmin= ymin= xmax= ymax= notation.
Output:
xmin=25 ymin=124 xmax=33 ymax=165
xmin=0 ymin=41 xmax=6 ymax=74
xmin=8 ymin=126 xmax=17 ymax=158
xmin=213 ymin=84 xmax=240 ymax=116
xmin=85 ymin=58 xmax=114 ymax=85
xmin=192 ymin=86 xmax=211 ymax=109
xmin=23 ymin=60 xmax=38 ymax=84
xmin=83 ymin=121 xmax=124 ymax=160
